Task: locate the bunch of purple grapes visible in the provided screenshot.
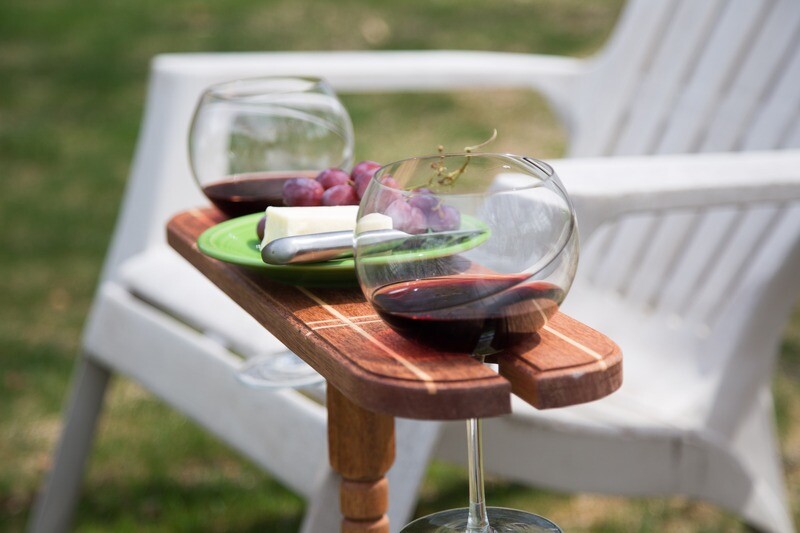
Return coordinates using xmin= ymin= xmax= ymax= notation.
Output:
xmin=383 ymin=187 xmax=461 ymax=234
xmin=282 ymin=161 xmax=382 ymax=207
xmin=275 ymin=158 xmax=461 ymax=237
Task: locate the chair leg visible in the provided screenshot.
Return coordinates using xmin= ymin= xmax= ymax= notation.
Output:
xmin=299 ymin=470 xmax=342 ymax=533
xmin=28 ymin=356 xmax=112 ymax=533
xmin=728 ymin=388 xmax=795 ymax=533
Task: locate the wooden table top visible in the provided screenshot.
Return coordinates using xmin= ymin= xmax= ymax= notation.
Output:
xmin=167 ymin=207 xmax=622 ymax=420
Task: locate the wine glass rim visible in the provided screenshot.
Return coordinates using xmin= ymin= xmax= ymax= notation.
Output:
xmin=202 ymin=76 xmax=331 ymax=101
xmin=372 ymin=152 xmax=558 ymax=195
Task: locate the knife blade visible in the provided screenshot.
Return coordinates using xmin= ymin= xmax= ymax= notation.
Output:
xmin=261 ymin=228 xmax=485 ymax=265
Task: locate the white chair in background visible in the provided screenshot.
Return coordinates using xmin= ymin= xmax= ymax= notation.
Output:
xmin=31 ymin=0 xmax=800 ymax=531
xmin=457 ymin=151 xmax=800 ymax=533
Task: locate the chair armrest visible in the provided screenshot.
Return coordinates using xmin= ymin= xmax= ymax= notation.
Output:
xmin=552 ymin=150 xmax=800 ymax=240
xmin=153 ymin=50 xmax=586 ymax=127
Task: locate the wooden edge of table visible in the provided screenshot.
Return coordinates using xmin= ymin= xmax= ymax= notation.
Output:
xmin=498 ymin=313 xmax=622 ymax=409
xmin=167 ymin=208 xmax=622 ymax=420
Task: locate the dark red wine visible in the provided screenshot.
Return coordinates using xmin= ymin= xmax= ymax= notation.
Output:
xmin=371 ymin=274 xmax=564 ymax=353
xmin=202 ymin=170 xmax=318 ymax=217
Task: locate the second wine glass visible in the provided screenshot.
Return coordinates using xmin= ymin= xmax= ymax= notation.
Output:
xmin=354 ymin=153 xmax=579 ymax=532
xmin=189 ymin=76 xmax=354 ymax=217
xmin=189 ymin=76 xmax=355 ymax=388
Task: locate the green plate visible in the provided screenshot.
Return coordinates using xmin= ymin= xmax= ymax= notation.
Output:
xmin=198 ymin=213 xmax=357 ymax=287
xmin=197 ymin=212 xmax=490 ymax=288
xmin=358 ymin=217 xmax=490 ymax=265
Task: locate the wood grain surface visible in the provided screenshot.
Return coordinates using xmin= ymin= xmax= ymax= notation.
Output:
xmin=167 ymin=208 xmax=622 ymax=419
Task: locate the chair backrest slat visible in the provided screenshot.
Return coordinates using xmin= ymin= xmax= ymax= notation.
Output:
xmin=732 ymin=202 xmax=800 ymax=307
xmin=578 ymin=221 xmax=614 ymax=285
xmin=647 ymin=207 xmax=738 ymax=324
xmin=624 ymin=210 xmax=698 ymax=310
xmin=611 ymin=0 xmax=727 ymax=156
xmin=700 ymin=1 xmax=800 ymax=152
xmin=568 ymin=0 xmax=676 ymax=157
xmin=683 ymin=205 xmax=783 ymax=332
xmin=570 ymin=0 xmax=800 ymax=157
xmin=705 ymin=202 xmax=800 ymax=369
xmin=587 ymin=212 xmax=658 ymax=293
xmin=655 ymin=0 xmax=773 ymax=154
xmin=783 ymin=113 xmax=800 ymax=148
xmin=742 ymin=41 xmax=800 ymax=150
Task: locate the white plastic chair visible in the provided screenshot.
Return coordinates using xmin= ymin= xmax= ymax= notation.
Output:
xmin=31 ymin=0 xmax=800 ymax=531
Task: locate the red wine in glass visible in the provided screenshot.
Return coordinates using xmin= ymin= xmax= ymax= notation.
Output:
xmin=202 ymin=170 xmax=318 ymax=218
xmin=371 ymin=274 xmax=564 ymax=354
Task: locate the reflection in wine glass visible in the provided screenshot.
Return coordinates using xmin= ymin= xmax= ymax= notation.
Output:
xmin=354 ymin=153 xmax=579 ymax=532
xmin=188 ymin=76 xmax=355 ymax=389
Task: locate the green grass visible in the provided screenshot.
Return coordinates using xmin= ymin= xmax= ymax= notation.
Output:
xmin=2 ymin=0 xmax=798 ymax=531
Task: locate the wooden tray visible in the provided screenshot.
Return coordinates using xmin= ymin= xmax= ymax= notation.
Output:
xmin=167 ymin=208 xmax=622 ymax=420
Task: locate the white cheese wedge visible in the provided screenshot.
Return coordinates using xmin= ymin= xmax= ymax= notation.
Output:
xmin=261 ymin=205 xmax=361 ymax=247
xmin=356 ymin=213 xmax=394 ymax=233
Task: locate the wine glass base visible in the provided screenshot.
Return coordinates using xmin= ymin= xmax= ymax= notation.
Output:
xmin=400 ymin=507 xmax=561 ymax=532
xmin=237 ymin=351 xmax=324 ymax=389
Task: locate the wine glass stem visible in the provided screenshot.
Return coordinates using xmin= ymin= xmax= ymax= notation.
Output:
xmin=466 ymin=417 xmax=490 ymax=532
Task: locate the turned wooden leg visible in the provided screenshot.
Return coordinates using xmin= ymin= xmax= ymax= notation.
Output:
xmin=327 ymin=386 xmax=395 ymax=533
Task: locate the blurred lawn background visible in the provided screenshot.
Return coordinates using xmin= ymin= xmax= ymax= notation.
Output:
xmin=1 ymin=0 xmax=798 ymax=531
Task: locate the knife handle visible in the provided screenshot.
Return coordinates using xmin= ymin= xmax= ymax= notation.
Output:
xmin=261 ymin=230 xmax=354 ymax=265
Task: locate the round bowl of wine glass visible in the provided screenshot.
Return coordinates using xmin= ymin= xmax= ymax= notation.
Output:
xmin=188 ymin=76 xmax=354 ymax=218
xmin=354 ymin=153 xmax=578 ymax=356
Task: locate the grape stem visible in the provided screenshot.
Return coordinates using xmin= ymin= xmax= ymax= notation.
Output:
xmin=428 ymin=129 xmax=498 ymax=188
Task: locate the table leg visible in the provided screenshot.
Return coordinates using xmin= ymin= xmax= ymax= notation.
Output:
xmin=327 ymin=386 xmax=395 ymax=533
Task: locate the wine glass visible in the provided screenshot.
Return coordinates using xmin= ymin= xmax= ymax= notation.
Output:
xmin=189 ymin=76 xmax=354 ymax=216
xmin=189 ymin=76 xmax=355 ymax=389
xmin=353 ymin=153 xmax=578 ymax=532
